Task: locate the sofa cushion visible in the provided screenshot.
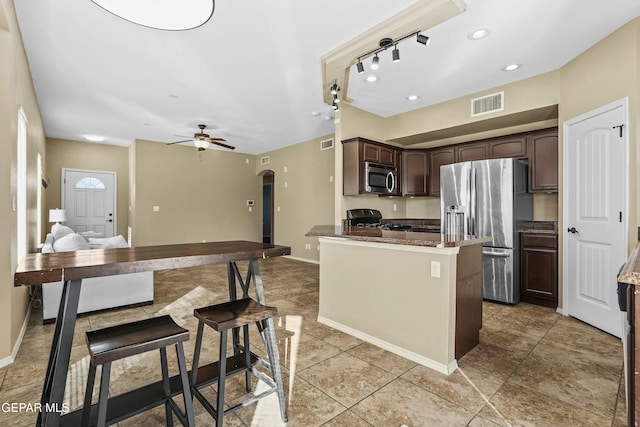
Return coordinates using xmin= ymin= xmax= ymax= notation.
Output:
xmin=51 ymin=223 xmax=74 ymax=240
xmin=53 ymin=233 xmax=90 ymax=252
xmin=88 ymin=235 xmax=128 ymax=249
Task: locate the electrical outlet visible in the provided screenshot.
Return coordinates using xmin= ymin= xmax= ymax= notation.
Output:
xmin=153 ymin=206 xmax=160 ymax=212
xmin=430 ymin=261 xmax=441 ymax=278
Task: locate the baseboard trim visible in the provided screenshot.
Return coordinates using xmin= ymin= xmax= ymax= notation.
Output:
xmin=317 ymin=315 xmax=457 ymax=375
xmin=284 ymin=255 xmax=319 ymax=265
xmin=0 ymin=303 xmax=31 ymax=369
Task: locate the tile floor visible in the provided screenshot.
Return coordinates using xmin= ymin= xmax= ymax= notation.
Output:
xmin=0 ymin=257 xmax=628 ymax=426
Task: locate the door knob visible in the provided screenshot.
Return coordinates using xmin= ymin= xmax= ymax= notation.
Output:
xmin=567 ymin=227 xmax=578 ymax=234
xmin=107 ymin=219 xmax=113 ymax=223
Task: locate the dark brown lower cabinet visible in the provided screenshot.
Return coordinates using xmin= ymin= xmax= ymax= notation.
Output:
xmin=520 ymin=233 xmax=558 ymax=308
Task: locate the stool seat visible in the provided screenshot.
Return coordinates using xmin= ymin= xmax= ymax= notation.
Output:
xmin=82 ymin=315 xmax=194 ymax=427
xmin=194 ymin=298 xmax=278 ymax=331
xmin=86 ymin=315 xmax=189 ymax=365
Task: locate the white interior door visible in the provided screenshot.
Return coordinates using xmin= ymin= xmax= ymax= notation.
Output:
xmin=563 ymin=99 xmax=627 ymax=338
xmin=63 ymin=169 xmax=116 ymax=237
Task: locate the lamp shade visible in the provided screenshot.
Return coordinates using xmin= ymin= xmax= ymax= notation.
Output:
xmin=49 ymin=209 xmax=67 ymax=223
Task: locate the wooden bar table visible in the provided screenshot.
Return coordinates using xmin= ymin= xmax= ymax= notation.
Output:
xmin=14 ymin=240 xmax=291 ymax=427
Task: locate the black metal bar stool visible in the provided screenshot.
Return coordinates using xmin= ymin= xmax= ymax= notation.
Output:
xmin=190 ymin=297 xmax=285 ymax=426
xmin=81 ymin=315 xmax=195 ymax=427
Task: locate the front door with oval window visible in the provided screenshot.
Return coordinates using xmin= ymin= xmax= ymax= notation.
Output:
xmin=63 ymin=169 xmax=116 ymax=237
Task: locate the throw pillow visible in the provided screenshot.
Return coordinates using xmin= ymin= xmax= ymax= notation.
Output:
xmin=53 ymin=233 xmax=90 ymax=252
xmin=51 ymin=223 xmax=74 ymax=240
xmin=88 ymin=235 xmax=129 ymax=248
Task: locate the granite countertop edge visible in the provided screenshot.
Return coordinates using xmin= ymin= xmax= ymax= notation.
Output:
xmin=306 ymin=225 xmax=490 ymax=248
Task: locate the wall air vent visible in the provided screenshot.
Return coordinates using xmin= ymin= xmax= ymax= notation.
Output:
xmin=471 ymin=91 xmax=504 ymax=117
xmin=320 ymin=138 xmax=334 ymax=150
xmin=260 ymin=155 xmax=270 ymax=165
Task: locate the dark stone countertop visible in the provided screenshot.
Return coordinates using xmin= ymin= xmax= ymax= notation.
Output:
xmin=306 ymin=225 xmax=490 ymax=248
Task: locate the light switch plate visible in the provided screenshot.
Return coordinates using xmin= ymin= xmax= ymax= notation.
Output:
xmin=430 ymin=261 xmax=441 ymax=278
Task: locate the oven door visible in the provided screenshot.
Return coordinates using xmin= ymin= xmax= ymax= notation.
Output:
xmin=364 ymin=162 xmax=398 ymax=195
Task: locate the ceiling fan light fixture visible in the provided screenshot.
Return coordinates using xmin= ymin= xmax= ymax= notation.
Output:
xmin=193 ymin=138 xmax=210 ymax=149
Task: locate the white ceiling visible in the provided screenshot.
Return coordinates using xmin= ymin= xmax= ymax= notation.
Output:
xmin=14 ymin=0 xmax=640 ymax=155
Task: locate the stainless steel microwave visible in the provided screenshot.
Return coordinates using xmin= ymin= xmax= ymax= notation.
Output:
xmin=364 ymin=162 xmax=399 ymax=195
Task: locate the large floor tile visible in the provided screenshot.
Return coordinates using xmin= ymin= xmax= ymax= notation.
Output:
xmin=351 ymin=377 xmax=475 ymax=426
xmin=298 ymin=352 xmax=396 ymax=408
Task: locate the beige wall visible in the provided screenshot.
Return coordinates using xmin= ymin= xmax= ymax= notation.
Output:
xmin=131 ymin=139 xmax=261 ymax=246
xmin=559 ymin=18 xmax=640 ymax=253
xmin=44 ymin=138 xmax=130 ymax=239
xmin=0 ymin=0 xmax=46 ymax=362
xmin=256 ymin=135 xmax=335 ymax=262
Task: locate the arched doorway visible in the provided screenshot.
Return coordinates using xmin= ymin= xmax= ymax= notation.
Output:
xmin=261 ymin=171 xmax=274 ymax=244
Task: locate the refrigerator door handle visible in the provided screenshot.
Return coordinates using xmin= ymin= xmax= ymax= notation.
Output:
xmin=469 ymin=167 xmax=477 ymax=236
xmin=482 ymin=248 xmax=511 ymax=258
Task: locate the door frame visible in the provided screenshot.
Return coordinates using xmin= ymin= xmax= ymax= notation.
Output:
xmin=561 ymin=97 xmax=629 ymax=317
xmin=61 ymin=168 xmax=118 ymax=235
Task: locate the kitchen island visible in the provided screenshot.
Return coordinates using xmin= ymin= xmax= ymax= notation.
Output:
xmin=306 ymin=225 xmax=489 ymax=375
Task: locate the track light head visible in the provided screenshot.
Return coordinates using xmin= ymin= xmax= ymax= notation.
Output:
xmin=392 ymin=45 xmax=400 ymax=63
xmin=356 ymin=60 xmax=364 ymax=74
xmin=371 ymin=54 xmax=379 ymax=70
xmin=416 ymin=33 xmax=430 ymax=45
xmin=330 ymin=82 xmax=339 ymax=95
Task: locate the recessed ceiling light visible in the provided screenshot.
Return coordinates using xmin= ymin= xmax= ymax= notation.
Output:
xmin=406 ymin=95 xmax=420 ymax=101
xmin=90 ymin=0 xmax=215 ymax=31
xmin=85 ymin=135 xmax=105 ymax=142
xmin=502 ymin=63 xmax=522 ymax=71
xmin=311 ymin=111 xmax=321 ymax=117
xmin=467 ymin=28 xmax=491 ymax=40
xmin=365 ymin=75 xmax=378 ymax=83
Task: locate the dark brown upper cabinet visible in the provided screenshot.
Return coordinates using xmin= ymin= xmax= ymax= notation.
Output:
xmin=527 ymin=130 xmax=558 ymax=192
xmin=342 ymin=137 xmax=400 ymax=196
xmin=428 ymin=147 xmax=456 ymax=197
xmin=456 ymin=143 xmax=489 ymax=162
xmin=402 ymin=150 xmax=429 ymax=196
xmin=488 ymin=136 xmax=528 ymax=159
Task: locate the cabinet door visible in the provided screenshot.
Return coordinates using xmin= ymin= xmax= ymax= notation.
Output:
xmin=379 ymin=146 xmax=395 ymax=166
xmin=456 ymin=143 xmax=488 ymax=162
xmin=402 ymin=151 xmax=429 ymax=196
xmin=528 ymin=131 xmax=558 ymax=192
xmin=489 ymin=136 xmax=527 ymax=158
xmin=428 ymin=147 xmax=456 ymax=197
xmin=362 ymin=142 xmax=380 ymax=163
xmin=520 ymin=234 xmax=558 ymax=307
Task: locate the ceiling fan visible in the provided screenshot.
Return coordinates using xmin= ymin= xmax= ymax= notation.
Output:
xmin=167 ymin=124 xmax=235 ymax=151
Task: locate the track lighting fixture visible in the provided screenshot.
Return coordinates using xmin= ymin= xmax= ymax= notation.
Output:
xmin=330 ymin=80 xmax=341 ymax=111
xmin=416 ymin=33 xmax=430 ymax=45
xmin=371 ymin=54 xmax=380 ymax=70
xmin=352 ymin=30 xmax=430 ymax=75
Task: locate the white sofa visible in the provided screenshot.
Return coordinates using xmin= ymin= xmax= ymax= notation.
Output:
xmin=41 ymin=225 xmax=154 ymax=322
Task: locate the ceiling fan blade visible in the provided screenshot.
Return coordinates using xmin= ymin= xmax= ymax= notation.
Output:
xmin=166 ymin=139 xmax=192 ymax=145
xmin=208 ymin=137 xmax=227 ymax=142
xmin=211 ymin=140 xmax=236 ymax=150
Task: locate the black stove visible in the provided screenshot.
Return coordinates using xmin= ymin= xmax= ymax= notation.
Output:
xmin=346 ymin=209 xmax=413 ymax=231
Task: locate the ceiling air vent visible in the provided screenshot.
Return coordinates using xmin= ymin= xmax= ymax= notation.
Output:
xmin=260 ymin=155 xmax=270 ymax=165
xmin=471 ymin=91 xmax=504 ymax=117
xmin=320 ymin=138 xmax=334 ymax=150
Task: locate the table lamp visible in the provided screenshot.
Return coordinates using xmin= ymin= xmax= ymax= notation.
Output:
xmin=49 ymin=208 xmax=67 ymax=224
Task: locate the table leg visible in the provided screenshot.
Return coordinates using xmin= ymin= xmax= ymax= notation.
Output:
xmin=38 ymin=279 xmax=82 ymax=427
xmin=249 ymin=259 xmax=287 ymax=423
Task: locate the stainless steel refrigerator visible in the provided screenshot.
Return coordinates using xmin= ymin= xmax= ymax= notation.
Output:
xmin=440 ymin=158 xmax=532 ymax=304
